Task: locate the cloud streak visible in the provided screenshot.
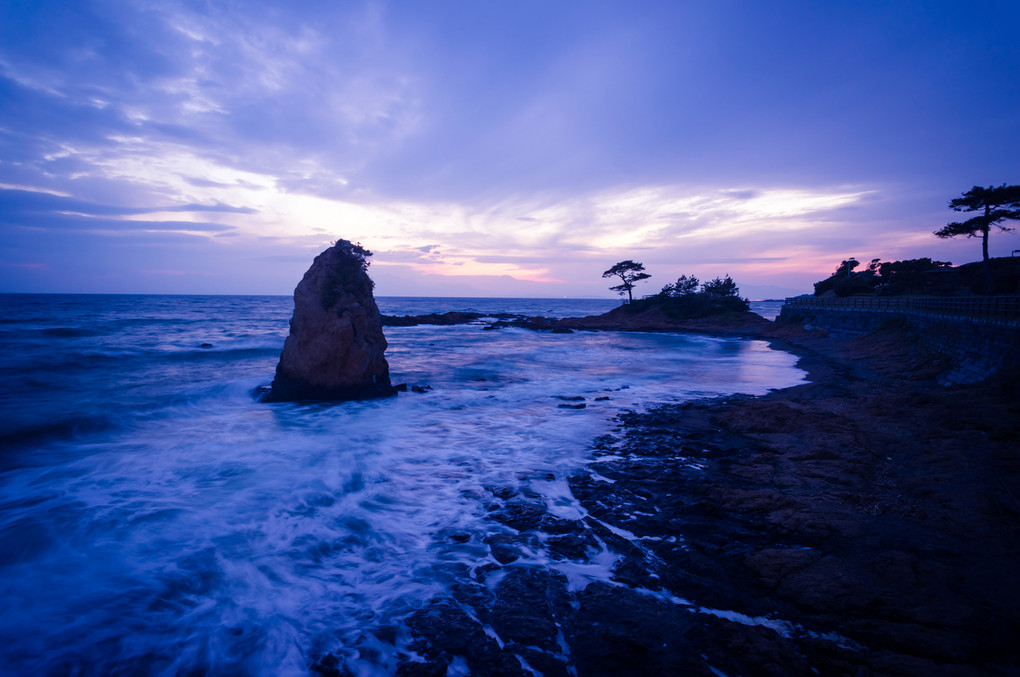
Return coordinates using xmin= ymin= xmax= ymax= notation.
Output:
xmin=0 ymin=1 xmax=1018 ymax=297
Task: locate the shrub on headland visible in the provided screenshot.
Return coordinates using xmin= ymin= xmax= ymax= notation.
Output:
xmin=812 ymin=256 xmax=1020 ymax=297
xmin=631 ymin=273 xmax=750 ymax=318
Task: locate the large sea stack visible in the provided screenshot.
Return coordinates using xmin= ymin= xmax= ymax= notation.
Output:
xmin=263 ymin=240 xmax=396 ymax=402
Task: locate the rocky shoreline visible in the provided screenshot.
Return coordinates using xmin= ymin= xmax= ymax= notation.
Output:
xmin=562 ymin=324 xmax=1019 ymax=676
xmin=382 ymin=304 xmax=774 ymax=336
xmin=319 ymin=313 xmax=1019 ymax=676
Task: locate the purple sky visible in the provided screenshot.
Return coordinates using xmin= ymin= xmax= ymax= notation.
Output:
xmin=1 ymin=1 xmax=1018 ymax=299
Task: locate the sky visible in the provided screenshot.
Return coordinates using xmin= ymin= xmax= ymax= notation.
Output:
xmin=1 ymin=0 xmax=1018 ymax=300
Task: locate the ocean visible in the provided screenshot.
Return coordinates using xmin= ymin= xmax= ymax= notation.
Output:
xmin=0 ymin=294 xmax=800 ymax=676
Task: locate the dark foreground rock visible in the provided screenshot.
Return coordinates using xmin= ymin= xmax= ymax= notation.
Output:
xmin=263 ymin=240 xmax=396 ymax=402
xmin=308 ymin=318 xmax=1019 ymax=676
xmin=385 ymin=325 xmax=1020 ymax=676
xmin=627 ymin=327 xmax=1018 ymax=675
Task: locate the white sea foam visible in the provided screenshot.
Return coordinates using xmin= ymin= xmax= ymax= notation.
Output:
xmin=0 ymin=294 xmax=806 ymax=676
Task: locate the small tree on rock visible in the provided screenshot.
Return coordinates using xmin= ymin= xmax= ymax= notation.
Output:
xmin=603 ymin=260 xmax=651 ymax=302
xmin=814 ymin=259 xmax=869 ymax=296
xmin=701 ymin=275 xmax=740 ymax=297
xmin=660 ymin=274 xmax=700 ymax=297
xmin=332 ymin=239 xmax=373 ymax=270
xmin=935 ymin=184 xmax=1020 ymax=293
xmin=836 ymin=258 xmax=860 ymax=278
xmin=640 ymin=272 xmax=748 ymax=316
xmin=321 ymin=240 xmax=375 ymax=307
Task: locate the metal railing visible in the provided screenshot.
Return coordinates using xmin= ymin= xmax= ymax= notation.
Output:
xmin=782 ymin=295 xmax=1020 ymax=324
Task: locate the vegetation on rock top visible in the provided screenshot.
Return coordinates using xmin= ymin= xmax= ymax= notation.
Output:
xmin=812 ymin=256 xmax=1020 ymax=297
xmin=631 ymin=273 xmax=750 ymax=318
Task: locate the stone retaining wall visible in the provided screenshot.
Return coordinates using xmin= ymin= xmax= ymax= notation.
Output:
xmin=778 ymin=299 xmax=1020 ymax=384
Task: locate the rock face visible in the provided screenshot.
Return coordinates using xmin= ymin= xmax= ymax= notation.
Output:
xmin=264 ymin=240 xmax=396 ymax=402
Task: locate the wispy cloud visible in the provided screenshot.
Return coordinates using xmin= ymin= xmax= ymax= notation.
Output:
xmin=0 ymin=260 xmax=50 ymax=270
xmin=0 ymin=1 xmax=1017 ymax=296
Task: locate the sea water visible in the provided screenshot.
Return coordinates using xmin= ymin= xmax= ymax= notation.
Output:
xmin=0 ymin=294 xmax=803 ymax=676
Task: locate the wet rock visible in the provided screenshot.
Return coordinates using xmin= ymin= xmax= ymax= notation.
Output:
xmin=394 ymin=661 xmax=447 ymax=677
xmin=484 ymin=533 xmax=525 ymax=564
xmin=450 ymin=579 xmax=496 ymax=609
xmin=538 ymin=515 xmax=586 ymax=535
xmin=394 ymin=326 xmax=1020 ymax=677
xmin=512 ymin=648 xmax=572 ymax=677
xmin=591 ymin=434 xmax=621 ymax=450
xmin=485 ymin=485 xmax=516 ymax=500
xmin=474 ymin=562 xmax=502 ymax=581
xmin=410 ymin=384 xmax=433 ymax=394
xmin=557 ymin=403 xmax=586 ymax=409
xmin=546 ymin=533 xmax=596 ymax=560
xmin=199 ymin=342 xmax=213 ymax=348
xmin=406 ymin=601 xmax=527 ymax=676
xmin=744 ymin=547 xmax=821 ymax=591
xmin=381 ymin=311 xmax=483 ymax=327
xmin=309 ymin=653 xmax=351 ymax=677
xmin=691 ymin=616 xmax=816 ymax=677
xmin=488 ymin=500 xmax=547 ymax=532
xmin=487 ymin=567 xmax=571 ymax=650
xmin=264 ymin=240 xmax=396 ymax=402
xmin=564 ymin=582 xmax=705 ymax=676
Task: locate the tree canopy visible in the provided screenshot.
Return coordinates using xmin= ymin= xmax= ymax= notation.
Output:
xmin=608 ymin=263 xmax=750 ymax=316
xmin=652 ymin=272 xmax=749 ymax=316
xmin=321 ymin=239 xmax=375 ymax=306
xmin=331 ymin=239 xmax=373 ymax=270
xmin=813 ymin=257 xmax=954 ymax=297
xmin=602 ymin=260 xmax=651 ymax=302
xmin=701 ymin=275 xmax=741 ymax=298
xmin=660 ymin=274 xmax=700 ymax=297
xmin=935 ymin=184 xmax=1020 ymax=292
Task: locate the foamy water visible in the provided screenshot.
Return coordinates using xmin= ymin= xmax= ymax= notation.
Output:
xmin=0 ymin=295 xmax=804 ymax=675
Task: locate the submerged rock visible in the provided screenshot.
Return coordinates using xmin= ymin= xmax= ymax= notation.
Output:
xmin=263 ymin=240 xmax=396 ymax=402
xmin=381 ymin=311 xmax=484 ymax=326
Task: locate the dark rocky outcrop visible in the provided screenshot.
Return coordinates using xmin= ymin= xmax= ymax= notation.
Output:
xmin=381 ymin=311 xmax=484 ymax=326
xmin=555 ymin=304 xmax=771 ymax=333
xmin=378 ymin=300 xmax=772 ymax=335
xmin=482 ymin=305 xmax=771 ymax=334
xmin=263 ymin=240 xmax=396 ymax=402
